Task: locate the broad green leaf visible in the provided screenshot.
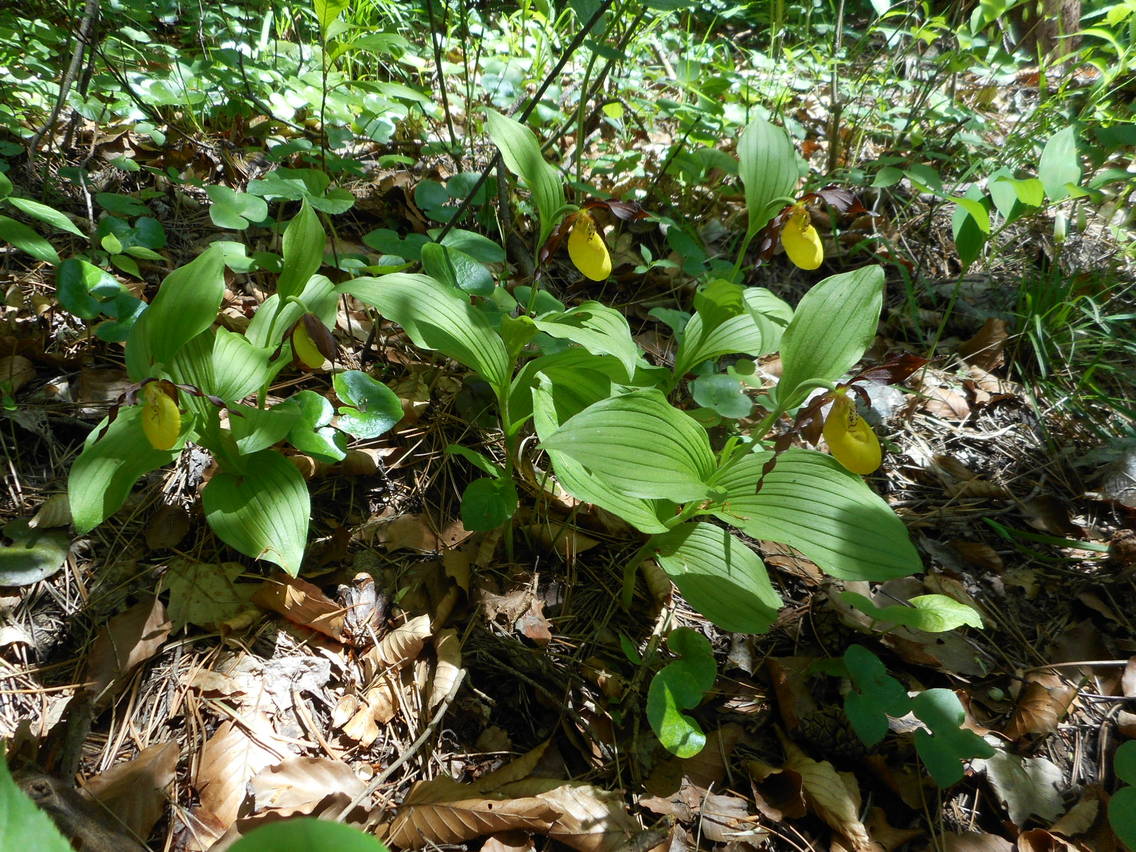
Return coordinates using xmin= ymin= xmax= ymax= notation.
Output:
xmin=6 ymin=197 xmax=84 ymax=236
xmin=951 ymin=203 xmax=987 ymax=267
xmin=230 ymin=403 xmax=302 ymax=455
xmin=541 ymin=389 xmax=716 ymax=503
xmin=246 ymin=275 xmax=337 ymax=350
xmin=56 ymin=258 xmax=126 ymax=319
xmin=691 ymin=374 xmax=752 ymax=419
xmin=737 ymin=117 xmax=798 ymax=239
xmin=951 ymin=196 xmax=991 ymax=234
xmin=841 ymin=592 xmax=984 ymax=632
xmin=167 ymin=328 xmax=271 ymax=407
xmin=646 ymin=628 xmax=716 ymax=757
xmin=205 ymin=185 xmax=269 ymax=230
xmin=1118 ymin=740 xmax=1136 ymax=784
xmin=710 ymin=449 xmax=921 ymax=581
xmin=229 ymin=818 xmax=390 ymax=852
xmin=277 ymin=200 xmax=325 ymax=300
xmin=160 ymin=559 xmax=245 ymax=630
xmin=911 ymin=689 xmax=996 ymax=787
xmin=0 ymin=171 xmax=11 ymax=199
xmin=485 ymin=109 xmax=565 ymax=248
xmin=652 ymin=522 xmax=781 ymax=634
xmin=0 ymin=215 xmax=60 ymax=265
xmin=69 ymin=407 xmax=181 ymax=533
xmin=126 ymin=245 xmax=226 ymax=379
xmin=281 ymin=390 xmax=347 ymax=461
xmin=673 ymin=286 xmax=791 ymax=380
xmin=843 ymin=644 xmax=912 ymax=747
xmin=313 ymin=0 xmax=348 ymax=39
xmin=1111 ymin=749 xmax=1136 ymax=850
xmin=333 ymin=370 xmax=403 ymax=439
xmin=460 ymin=477 xmax=517 ymax=531
xmin=420 ymin=242 xmax=494 ymax=296
xmin=1038 ymin=125 xmax=1081 ymax=202
xmin=0 ymin=747 xmax=74 ymax=852
xmin=439 ymin=228 xmax=506 ymax=263
xmin=202 ymin=450 xmax=309 ymax=576
xmin=446 ymin=444 xmax=503 ymax=478
xmin=339 ymin=274 xmax=510 ymax=393
xmin=776 ymin=266 xmax=884 ymax=408
xmin=0 ymin=520 xmax=71 ymax=586
xmin=531 ymin=375 xmax=670 ymax=534
xmin=533 ymin=301 xmax=640 ymax=382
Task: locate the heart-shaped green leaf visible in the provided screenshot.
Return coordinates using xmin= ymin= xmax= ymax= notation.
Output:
xmin=333 ymin=370 xmax=403 ymax=439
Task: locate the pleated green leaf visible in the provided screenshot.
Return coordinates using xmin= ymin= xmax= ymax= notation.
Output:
xmin=534 ymin=301 xmax=640 ymax=382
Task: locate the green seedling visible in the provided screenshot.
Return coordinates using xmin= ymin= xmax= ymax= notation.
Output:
xmin=646 ymin=627 xmax=716 ymax=758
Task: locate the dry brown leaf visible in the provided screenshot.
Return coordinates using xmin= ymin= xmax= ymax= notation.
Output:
xmin=429 ymin=629 xmax=463 ymax=710
xmin=1004 ymin=671 xmax=1079 ymax=739
xmin=940 ymin=831 xmax=1013 ymax=851
xmin=248 ymin=756 xmax=364 ymax=818
xmin=474 ymin=741 xmax=551 ymax=794
xmin=384 ymin=780 xmax=558 ymax=849
xmin=745 ymin=759 xmax=808 ymax=821
xmin=766 ymin=657 xmax=821 ymax=732
xmin=145 ymin=504 xmax=191 ymax=550
xmin=522 ymin=523 xmax=600 ymax=559
xmin=780 ymin=734 xmax=871 ymax=851
xmin=1017 ymin=828 xmax=1080 ymax=851
xmin=495 ymin=779 xmax=640 ymax=852
xmin=957 ymin=317 xmax=1008 ymax=371
xmin=191 ymin=714 xmax=292 ymax=850
xmin=363 ymin=613 xmax=432 ymax=677
xmin=85 ymin=596 xmax=171 ymax=709
xmin=442 ymin=548 xmax=472 ymax=593
xmin=383 ymin=514 xmax=443 ymax=551
xmin=866 ymin=807 xmax=922 ymax=851
xmin=949 ymin=540 xmax=1004 ymax=571
xmin=251 ymin=574 xmax=345 ymax=642
xmin=0 ymin=354 xmax=35 ymax=394
xmin=82 ymin=741 xmax=178 ymax=840
xmin=29 ymin=493 xmax=71 ymax=529
xmin=481 ymin=830 xmax=536 ymax=852
xmin=922 ymin=385 xmax=970 ymax=419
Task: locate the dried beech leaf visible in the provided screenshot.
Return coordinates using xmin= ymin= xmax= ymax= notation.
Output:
xmin=85 ymin=596 xmax=171 ymax=709
xmin=957 ymin=318 xmax=1008 ymax=371
xmin=941 ymin=832 xmax=1013 ymax=851
xmin=1004 ymin=672 xmax=1079 ymax=739
xmin=384 ymin=780 xmax=558 ymax=849
xmin=364 ymin=613 xmax=432 ymax=675
xmin=251 ymin=574 xmax=345 ymax=641
xmin=481 ymin=830 xmax=536 ymax=852
xmin=780 ymin=735 xmax=871 ymax=851
xmin=82 ymin=741 xmax=179 ymax=840
xmin=495 ymin=779 xmax=640 ymax=852
xmin=191 ymin=714 xmax=291 ymax=849
xmin=474 ymin=741 xmax=552 ymax=794
xmin=429 ymin=629 xmax=463 ymax=710
xmin=249 ymin=756 xmax=364 ymax=818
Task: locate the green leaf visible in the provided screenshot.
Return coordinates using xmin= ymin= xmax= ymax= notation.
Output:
xmin=205 ymin=185 xmax=269 ymax=230
xmin=1117 ymin=740 xmax=1136 ymax=785
xmin=277 ymin=200 xmax=325 ymax=300
xmin=69 ymin=407 xmax=181 ymax=534
xmin=246 ymin=275 xmax=337 ymax=350
xmin=541 ymin=389 xmax=716 ymax=503
xmin=460 ymin=477 xmax=518 ymax=531
xmin=647 ymin=628 xmax=716 ymax=757
xmin=951 ymin=196 xmax=991 ymax=234
xmin=420 ymin=242 xmax=494 ymax=296
xmin=281 ymin=390 xmax=347 ymax=461
xmin=673 ymin=286 xmax=791 ymax=379
xmin=333 ymin=370 xmax=403 ymax=439
xmin=446 ymin=444 xmax=503 ymax=478
xmin=439 ymin=228 xmax=506 ymax=263
xmin=711 ymin=449 xmax=922 ymax=581
xmin=1038 ymin=125 xmax=1081 ymax=202
xmin=339 ymin=274 xmax=510 ymax=393
xmin=776 ymin=266 xmax=884 ymax=408
xmin=202 ymin=450 xmax=309 ymax=576
xmin=652 ymin=522 xmax=781 ymax=634
xmin=533 ymin=301 xmax=640 ymax=382
xmin=228 ymin=818 xmax=391 ymax=852
xmin=843 ymin=645 xmax=912 ymax=747
xmin=841 ymin=592 xmax=984 ymax=632
xmin=96 ymin=191 xmax=148 ymax=216
xmin=951 ymin=203 xmax=987 ymax=267
xmin=0 ymin=215 xmax=60 ymax=264
xmin=313 ymin=0 xmax=348 ymax=39
xmin=0 ymin=519 xmax=71 ymax=586
xmin=6 ymin=197 xmax=84 ymax=236
xmin=911 ymin=689 xmax=996 ymax=787
xmin=485 ymin=109 xmax=565 ymax=248
xmin=737 ymin=117 xmax=798 ymax=239
xmin=230 ymin=403 xmax=302 ymax=455
xmin=0 ymin=747 xmax=74 ymax=852
xmin=56 ymin=258 xmax=127 ymax=319
xmin=532 ymin=376 xmax=670 ymax=534
xmin=126 ymin=245 xmax=226 ymax=379
xmin=691 ymin=374 xmax=752 ymax=419
xmin=0 ymin=171 xmax=11 ymax=199
xmin=161 ymin=559 xmax=246 ymax=630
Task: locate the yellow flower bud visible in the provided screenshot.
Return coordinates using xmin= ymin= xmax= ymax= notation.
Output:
xmin=140 ymin=381 xmax=180 ymax=451
xmin=823 ymin=393 xmax=881 ymax=475
xmin=567 ymin=211 xmax=612 ymax=281
xmin=781 ymin=207 xmax=823 ymax=270
xmin=292 ymin=319 xmax=327 ymax=369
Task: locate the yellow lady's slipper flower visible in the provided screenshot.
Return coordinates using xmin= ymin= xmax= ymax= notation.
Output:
xmin=568 ymin=211 xmax=612 ymax=281
xmin=822 ymin=393 xmax=881 ymax=475
xmin=292 ymin=320 xmax=326 ymax=369
xmin=781 ymin=206 xmax=823 ymax=270
xmin=140 ymin=381 xmax=180 ymax=451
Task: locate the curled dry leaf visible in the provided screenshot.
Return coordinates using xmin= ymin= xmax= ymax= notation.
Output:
xmin=0 ymin=354 xmax=35 ymax=394
xmin=363 ymin=613 xmax=432 ymax=678
xmin=251 ymin=574 xmax=345 ymax=642
xmin=384 ymin=777 xmax=558 ymax=850
xmin=495 ymin=779 xmax=642 ymax=852
xmin=1004 ymin=670 xmax=1080 ymax=739
xmin=957 ymin=317 xmax=1008 ymax=371
xmin=82 ymin=741 xmax=179 ymax=841
xmin=481 ymin=830 xmax=536 ymax=852
xmin=248 ymin=756 xmax=365 ymax=819
xmin=779 ymin=733 xmax=872 ymax=851
xmin=84 ymin=596 xmax=171 ymax=709
xmin=429 ymin=629 xmax=463 ymax=710
xmin=941 ymin=831 xmax=1013 ymax=851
